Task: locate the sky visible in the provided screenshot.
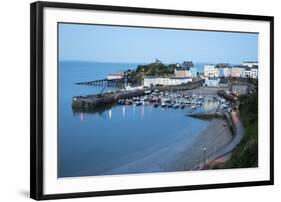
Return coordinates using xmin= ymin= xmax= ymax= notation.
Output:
xmin=59 ymin=23 xmax=258 ymax=64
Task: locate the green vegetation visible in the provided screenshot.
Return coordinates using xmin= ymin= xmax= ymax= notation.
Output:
xmin=127 ymin=62 xmax=176 ymax=84
xmin=225 ymin=91 xmax=258 ymax=168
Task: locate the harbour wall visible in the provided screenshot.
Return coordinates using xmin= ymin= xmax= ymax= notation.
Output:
xmin=72 ymin=79 xmax=204 ymax=110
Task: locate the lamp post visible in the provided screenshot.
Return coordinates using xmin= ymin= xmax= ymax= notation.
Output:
xmin=203 ymin=147 xmax=206 ymax=168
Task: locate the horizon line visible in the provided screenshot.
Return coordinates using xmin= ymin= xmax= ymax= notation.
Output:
xmin=59 ymin=59 xmax=256 ymax=65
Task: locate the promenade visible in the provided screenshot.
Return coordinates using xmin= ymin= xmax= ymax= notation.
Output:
xmin=198 ymin=111 xmax=245 ymax=169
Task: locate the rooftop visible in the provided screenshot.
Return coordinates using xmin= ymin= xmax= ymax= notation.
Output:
xmin=243 ymin=61 xmax=258 ymax=63
xmin=108 ymin=73 xmax=124 ymax=76
xmin=144 ymin=76 xmax=191 ymax=79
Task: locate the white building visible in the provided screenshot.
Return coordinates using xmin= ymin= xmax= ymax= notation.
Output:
xmin=143 ymin=77 xmax=192 ymax=87
xmin=204 ymin=65 xmax=219 ymax=78
xmin=244 ymin=68 xmax=251 ymax=78
xmin=244 ymin=67 xmax=258 ymax=78
xmin=242 ymin=61 xmax=258 ymax=68
xmin=107 ymin=73 xmax=124 ymax=80
xmin=170 ymin=77 xmax=192 ymax=85
xmin=250 ymin=68 xmax=258 ymax=79
xmin=204 ymin=77 xmax=220 ymax=87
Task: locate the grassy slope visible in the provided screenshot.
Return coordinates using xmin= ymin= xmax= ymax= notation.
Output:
xmin=224 ymin=92 xmax=258 ymax=168
xmin=127 ymin=63 xmax=176 ymax=84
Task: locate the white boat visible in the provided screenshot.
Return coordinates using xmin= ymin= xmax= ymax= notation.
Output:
xmin=191 ymin=105 xmax=197 ymax=109
xmin=136 ymin=101 xmax=142 ymax=106
xmin=173 ymin=103 xmax=180 ymax=108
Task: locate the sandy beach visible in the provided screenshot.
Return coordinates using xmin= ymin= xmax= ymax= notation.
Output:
xmin=168 ymin=118 xmax=232 ymax=171
xmin=105 ymin=118 xmax=232 ymax=175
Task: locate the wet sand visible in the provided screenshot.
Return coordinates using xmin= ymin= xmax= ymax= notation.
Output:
xmin=105 ymin=118 xmax=232 ymax=175
xmin=168 ymin=118 xmax=232 ymax=171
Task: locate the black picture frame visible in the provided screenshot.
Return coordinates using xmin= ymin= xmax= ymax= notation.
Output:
xmin=30 ymin=1 xmax=274 ymax=200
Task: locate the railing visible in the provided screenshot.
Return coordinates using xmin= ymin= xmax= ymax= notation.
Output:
xmin=152 ymin=112 xmax=244 ymax=172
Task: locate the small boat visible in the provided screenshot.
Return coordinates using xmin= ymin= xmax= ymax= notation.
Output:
xmin=161 ymin=102 xmax=166 ymax=108
xmin=117 ymin=99 xmax=125 ymax=105
xmin=124 ymin=99 xmax=133 ymax=105
xmin=154 ymin=103 xmax=159 ymax=108
xmin=173 ymin=103 xmax=180 ymax=109
xmin=132 ymin=97 xmax=139 ymax=101
xmin=167 ymin=103 xmax=173 ymax=108
xmin=181 ymin=105 xmax=185 ymax=109
xmin=191 ymin=105 xmax=197 ymax=109
xmin=136 ymin=101 xmax=142 ymax=106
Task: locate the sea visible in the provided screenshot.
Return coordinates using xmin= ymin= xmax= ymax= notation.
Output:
xmin=58 ymin=61 xmax=209 ymax=177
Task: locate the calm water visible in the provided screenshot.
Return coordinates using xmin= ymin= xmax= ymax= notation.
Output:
xmin=58 ymin=61 xmax=209 ymax=177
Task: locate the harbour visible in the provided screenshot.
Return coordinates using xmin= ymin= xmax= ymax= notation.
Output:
xmin=57 ymin=22 xmax=259 ymax=179
xmin=59 ymin=59 xmax=256 ymax=177
xmin=59 ymin=61 xmax=219 ymax=177
xmin=72 ymin=79 xmax=205 ymax=110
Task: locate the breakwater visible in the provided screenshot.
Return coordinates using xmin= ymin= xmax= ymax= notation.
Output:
xmin=72 ymin=79 xmax=204 ymax=110
xmin=72 ymin=90 xmax=146 ymax=109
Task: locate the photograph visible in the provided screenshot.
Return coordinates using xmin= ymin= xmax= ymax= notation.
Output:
xmin=58 ymin=23 xmax=259 ymax=178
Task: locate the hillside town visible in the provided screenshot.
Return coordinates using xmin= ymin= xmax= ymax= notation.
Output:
xmin=94 ymin=60 xmax=259 ymax=101
xmin=105 ymin=59 xmax=258 ymax=93
xmin=73 ymin=59 xmax=259 ymax=171
xmin=141 ymin=60 xmax=258 ymax=88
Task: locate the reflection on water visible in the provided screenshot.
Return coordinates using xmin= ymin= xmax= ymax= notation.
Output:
xmin=58 ymin=61 xmax=210 ymax=177
xmin=141 ymin=106 xmax=145 ymax=120
xmin=80 ymin=112 xmax=83 ymax=122
xmin=109 ymin=109 xmax=112 ymax=119
xmin=133 ymin=104 xmax=136 ymax=115
xmin=122 ymin=106 xmax=126 ymax=118
xmin=77 ymin=100 xmax=220 ymax=122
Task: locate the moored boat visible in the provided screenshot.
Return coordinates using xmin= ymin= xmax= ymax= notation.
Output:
xmin=173 ymin=103 xmax=180 ymax=109
xmin=136 ymin=101 xmax=142 ymax=106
